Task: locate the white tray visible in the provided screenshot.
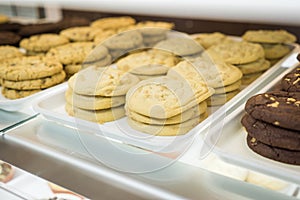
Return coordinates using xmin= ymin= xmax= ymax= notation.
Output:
xmin=204 ymin=63 xmax=300 ymax=185
xmin=0 ymin=82 xmax=67 ymax=112
xmin=33 ymin=84 xmax=204 ymax=153
xmin=33 ymin=47 xmax=300 ymax=154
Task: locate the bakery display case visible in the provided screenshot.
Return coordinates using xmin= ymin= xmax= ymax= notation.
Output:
xmin=0 ymin=1 xmax=300 ymax=199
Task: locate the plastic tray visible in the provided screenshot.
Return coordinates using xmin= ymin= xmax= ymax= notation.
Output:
xmin=0 ymin=83 xmax=67 ymax=112
xmin=33 ymin=48 xmax=300 ymax=154
xmin=33 ymin=83 xmax=199 ymax=153
xmin=203 ymin=62 xmax=300 ymax=185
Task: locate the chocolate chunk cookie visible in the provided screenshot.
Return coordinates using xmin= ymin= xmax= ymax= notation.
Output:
xmin=247 ymin=135 xmax=300 ymax=165
xmin=245 ymin=91 xmax=300 ymax=131
xmin=281 ymin=67 xmax=300 ymax=92
xmin=242 ymin=114 xmax=300 ymax=151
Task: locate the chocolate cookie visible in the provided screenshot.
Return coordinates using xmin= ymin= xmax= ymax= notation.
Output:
xmin=242 ymin=114 xmax=300 ymax=150
xmin=245 ymin=91 xmax=300 ymax=131
xmin=281 ymin=67 xmax=300 ymax=92
xmin=247 ymin=135 xmax=300 ymax=165
xmin=0 ymin=31 xmax=21 ymax=46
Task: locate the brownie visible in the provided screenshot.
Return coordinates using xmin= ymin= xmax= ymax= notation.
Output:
xmin=247 ymin=135 xmax=300 ymax=165
xmin=57 ymin=17 xmax=90 ymax=30
xmin=18 ymin=17 xmax=90 ymax=37
xmin=18 ymin=22 xmax=61 ymax=37
xmin=242 ymin=114 xmax=300 ymax=150
xmin=0 ymin=22 xmax=22 ymax=32
xmin=245 ymin=91 xmax=300 ymax=131
xmin=0 ymin=31 xmax=21 ymax=46
xmin=281 ymin=67 xmax=300 ymax=92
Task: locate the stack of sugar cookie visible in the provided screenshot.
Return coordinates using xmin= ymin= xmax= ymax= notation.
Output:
xmin=205 ymin=61 xmax=242 ymax=106
xmin=126 ymin=75 xmax=214 ymax=136
xmin=84 ymin=44 xmax=112 ymax=68
xmin=65 ymin=66 xmax=139 ymax=123
xmin=154 ymin=37 xmax=203 ymax=59
xmin=136 ymin=21 xmax=174 ymax=47
xmin=116 ymin=49 xmax=180 ymax=80
xmin=103 ymin=30 xmax=144 ymax=61
xmin=193 ymin=32 xmax=233 ymax=49
xmin=242 ymin=30 xmax=296 ymax=65
xmin=168 ymin=58 xmax=243 ymax=106
xmin=0 ymin=56 xmax=65 ymax=99
xmin=46 ymin=42 xmax=110 ymax=78
xmin=207 ymin=73 xmax=242 ymax=106
xmin=20 ymin=33 xmax=69 ymax=56
xmin=206 ymin=41 xmax=269 ymax=85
